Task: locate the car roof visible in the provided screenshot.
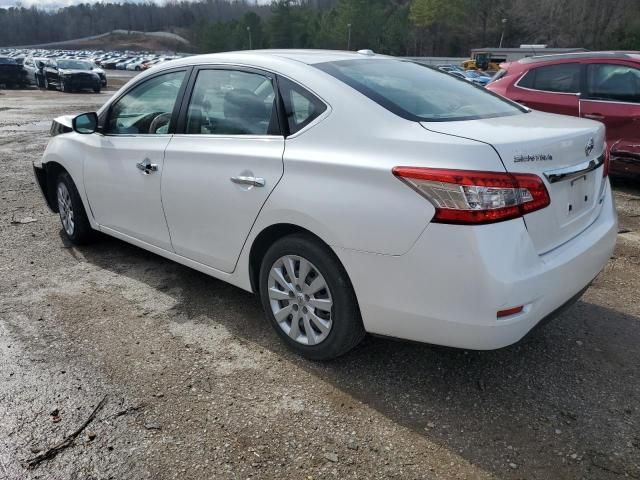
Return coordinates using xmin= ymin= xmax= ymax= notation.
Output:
xmin=165 ymin=49 xmax=391 ymax=70
xmin=518 ymin=51 xmax=640 ymax=65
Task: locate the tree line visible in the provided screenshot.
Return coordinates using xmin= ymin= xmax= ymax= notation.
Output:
xmin=1 ymin=0 xmax=639 ymax=56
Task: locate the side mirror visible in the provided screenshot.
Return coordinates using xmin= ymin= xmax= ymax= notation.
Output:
xmin=72 ymin=112 xmax=98 ymax=134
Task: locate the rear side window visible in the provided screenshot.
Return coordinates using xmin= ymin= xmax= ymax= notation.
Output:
xmin=278 ymin=76 xmax=327 ymax=134
xmin=518 ymin=64 xmax=581 ymax=93
xmin=315 ymin=59 xmax=525 ymax=122
xmin=586 ymin=63 xmax=640 ymax=103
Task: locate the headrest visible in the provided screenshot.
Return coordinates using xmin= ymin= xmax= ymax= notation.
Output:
xmin=224 ymin=89 xmax=267 ymax=120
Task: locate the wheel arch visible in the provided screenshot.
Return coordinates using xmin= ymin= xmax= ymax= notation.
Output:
xmin=247 ymin=223 xmax=354 ymax=299
xmin=42 ymin=161 xmax=70 ymax=212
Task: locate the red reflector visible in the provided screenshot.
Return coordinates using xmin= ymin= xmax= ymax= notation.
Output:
xmin=497 ymin=306 xmax=524 ymax=318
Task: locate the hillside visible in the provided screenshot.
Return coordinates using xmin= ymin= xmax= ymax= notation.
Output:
xmin=16 ymin=30 xmax=192 ymax=53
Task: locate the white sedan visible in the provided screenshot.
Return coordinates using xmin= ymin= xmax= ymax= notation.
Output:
xmin=34 ymin=50 xmax=617 ymax=360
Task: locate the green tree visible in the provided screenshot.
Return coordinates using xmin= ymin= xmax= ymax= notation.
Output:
xmin=268 ymin=0 xmax=296 ymax=48
xmin=409 ymin=0 xmax=465 ymax=55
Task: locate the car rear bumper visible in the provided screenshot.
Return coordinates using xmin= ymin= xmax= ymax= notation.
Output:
xmin=336 ymin=180 xmax=618 ymax=350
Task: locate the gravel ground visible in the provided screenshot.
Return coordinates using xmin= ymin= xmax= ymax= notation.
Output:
xmin=0 ymin=78 xmax=639 ymax=480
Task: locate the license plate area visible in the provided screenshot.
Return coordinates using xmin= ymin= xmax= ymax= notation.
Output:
xmin=565 ymin=172 xmax=596 ymax=219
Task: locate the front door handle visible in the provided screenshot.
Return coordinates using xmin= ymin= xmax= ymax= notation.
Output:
xmin=583 ymin=113 xmax=605 ymax=121
xmin=136 ymin=158 xmax=158 ymax=175
xmin=230 ymin=176 xmax=265 ymax=187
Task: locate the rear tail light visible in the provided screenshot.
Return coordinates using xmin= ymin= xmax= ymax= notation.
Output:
xmin=392 ymin=167 xmax=550 ymax=225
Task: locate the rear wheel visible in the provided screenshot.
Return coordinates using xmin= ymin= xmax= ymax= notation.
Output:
xmin=93 ymin=85 xmax=101 ymax=93
xmin=259 ymin=234 xmax=365 ymax=360
xmin=44 ymin=76 xmax=53 ymax=90
xmin=55 ymin=172 xmax=94 ymax=245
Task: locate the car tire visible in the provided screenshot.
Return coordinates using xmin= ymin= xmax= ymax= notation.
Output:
xmin=93 ymin=86 xmax=101 ymax=93
xmin=259 ymin=233 xmax=365 ymax=360
xmin=55 ymin=172 xmax=94 ymax=245
xmin=62 ymin=80 xmax=70 ymax=93
xmin=44 ymin=76 xmax=53 ymax=90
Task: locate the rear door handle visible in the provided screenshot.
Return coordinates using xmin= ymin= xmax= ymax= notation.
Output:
xmin=583 ymin=113 xmax=605 ymax=121
xmin=230 ymin=176 xmax=265 ymax=187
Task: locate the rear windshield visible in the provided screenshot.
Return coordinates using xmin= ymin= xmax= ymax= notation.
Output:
xmin=315 ymin=59 xmax=525 ymax=122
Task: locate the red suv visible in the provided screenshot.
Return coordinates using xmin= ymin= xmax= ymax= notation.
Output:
xmin=488 ymin=52 xmax=640 ymax=177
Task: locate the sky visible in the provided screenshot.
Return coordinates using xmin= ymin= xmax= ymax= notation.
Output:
xmin=1 ymin=0 xmax=270 ymax=9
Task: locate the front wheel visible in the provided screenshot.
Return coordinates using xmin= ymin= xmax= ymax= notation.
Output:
xmin=259 ymin=234 xmax=365 ymax=360
xmin=55 ymin=172 xmax=94 ymax=245
xmin=93 ymin=85 xmax=101 ymax=93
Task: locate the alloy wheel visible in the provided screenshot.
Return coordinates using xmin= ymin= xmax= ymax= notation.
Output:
xmin=57 ymin=182 xmax=74 ymax=236
xmin=268 ymin=255 xmax=333 ymax=346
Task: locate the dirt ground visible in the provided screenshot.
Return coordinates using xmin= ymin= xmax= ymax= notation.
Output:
xmin=1 ymin=73 xmax=639 ymax=480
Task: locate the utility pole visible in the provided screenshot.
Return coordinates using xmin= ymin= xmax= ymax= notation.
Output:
xmin=247 ymin=26 xmax=252 ymax=50
xmin=347 ymin=23 xmax=352 ymax=50
xmin=499 ymin=18 xmax=507 ymax=48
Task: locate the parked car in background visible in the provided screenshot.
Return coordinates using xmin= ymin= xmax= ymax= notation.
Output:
xmin=103 ymin=57 xmax=129 ymax=69
xmin=610 ymin=140 xmax=640 ymax=178
xmin=437 ymin=64 xmax=464 ymax=73
xmin=43 ymin=59 xmax=102 ymax=93
xmin=447 ymin=69 xmax=490 ymax=87
xmin=23 ymin=56 xmax=47 ymax=87
xmin=90 ymin=63 xmax=107 ymax=87
xmin=34 ymin=50 xmax=616 ymax=360
xmin=126 ymin=57 xmax=155 ymax=71
xmin=0 ymin=56 xmax=28 ymax=88
xmin=116 ymin=57 xmax=138 ymax=70
xmin=463 ymin=70 xmax=491 ymax=86
xmin=488 ymin=52 xmax=640 ymax=177
xmin=141 ymin=58 xmax=162 ymax=70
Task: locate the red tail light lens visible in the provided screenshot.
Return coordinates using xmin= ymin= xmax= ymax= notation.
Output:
xmin=392 ymin=167 xmax=550 ymax=225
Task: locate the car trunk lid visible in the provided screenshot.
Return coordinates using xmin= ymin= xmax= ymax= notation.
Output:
xmin=422 ymin=111 xmax=607 ymax=254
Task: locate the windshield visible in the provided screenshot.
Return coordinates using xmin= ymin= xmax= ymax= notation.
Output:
xmin=0 ymin=57 xmax=17 ymax=65
xmin=315 ymin=59 xmax=525 ymax=122
xmin=57 ymin=60 xmax=92 ymax=70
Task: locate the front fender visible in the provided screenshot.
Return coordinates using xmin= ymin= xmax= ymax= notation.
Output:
xmin=37 ymin=134 xmax=98 ymax=228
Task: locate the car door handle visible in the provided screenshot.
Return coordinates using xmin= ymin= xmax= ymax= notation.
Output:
xmin=230 ymin=176 xmax=265 ymax=187
xmin=136 ymin=158 xmax=158 ymax=174
xmin=583 ymin=113 xmax=604 ymax=121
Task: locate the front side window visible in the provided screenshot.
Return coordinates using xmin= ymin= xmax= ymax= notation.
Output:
xmin=586 ymin=63 xmax=640 ymax=103
xmin=315 ymin=59 xmax=524 ymax=122
xmin=185 ymin=69 xmax=278 ymax=135
xmin=518 ymin=63 xmax=581 ymax=93
xmin=278 ymin=76 xmax=327 ymax=134
xmin=107 ymin=70 xmax=185 ymax=135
